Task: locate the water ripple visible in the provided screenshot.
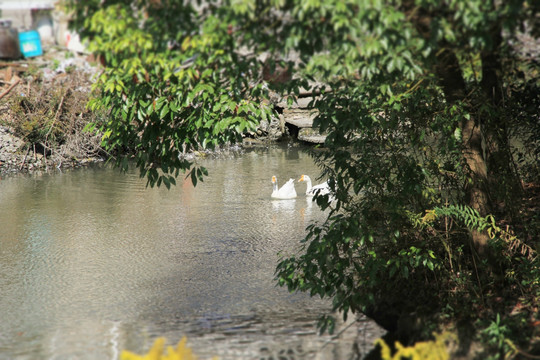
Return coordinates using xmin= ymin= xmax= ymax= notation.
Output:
xmin=0 ymin=146 xmax=385 ymax=359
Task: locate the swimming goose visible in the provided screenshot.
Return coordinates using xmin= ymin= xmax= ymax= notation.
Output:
xmin=271 ymin=176 xmax=297 ymax=199
xmin=299 ymin=175 xmax=331 ymax=197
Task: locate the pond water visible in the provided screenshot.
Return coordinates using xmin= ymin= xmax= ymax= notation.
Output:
xmin=0 ymin=145 xmax=384 ymax=359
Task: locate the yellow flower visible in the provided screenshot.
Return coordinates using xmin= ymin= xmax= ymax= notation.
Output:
xmin=120 ymin=337 xmax=215 ymax=360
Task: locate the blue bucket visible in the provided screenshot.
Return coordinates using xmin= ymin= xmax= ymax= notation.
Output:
xmin=19 ymin=30 xmax=43 ymax=58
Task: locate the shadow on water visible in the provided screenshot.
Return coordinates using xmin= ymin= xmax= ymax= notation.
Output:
xmin=0 ymin=145 xmax=385 ymax=359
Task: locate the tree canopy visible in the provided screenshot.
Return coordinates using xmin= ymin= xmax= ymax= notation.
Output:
xmin=68 ymin=0 xmax=540 ymax=357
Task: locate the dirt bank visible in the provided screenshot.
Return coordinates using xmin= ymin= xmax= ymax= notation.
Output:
xmin=0 ymin=47 xmax=107 ymax=176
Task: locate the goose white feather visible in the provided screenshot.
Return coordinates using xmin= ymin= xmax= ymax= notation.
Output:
xmin=271 ymin=176 xmax=297 ymax=199
xmin=299 ymin=174 xmax=331 ymax=197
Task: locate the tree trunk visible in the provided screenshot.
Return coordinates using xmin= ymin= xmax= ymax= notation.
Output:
xmin=461 ymin=117 xmax=490 ymax=253
xmin=480 ymin=30 xmax=503 ymax=106
xmin=480 ymin=28 xmax=523 ymax=213
xmin=404 ymin=2 xmax=494 ymax=252
xmin=435 ymin=47 xmax=491 ymax=252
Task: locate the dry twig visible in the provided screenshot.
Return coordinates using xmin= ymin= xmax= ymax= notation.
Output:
xmin=0 ymin=76 xmax=21 ymax=101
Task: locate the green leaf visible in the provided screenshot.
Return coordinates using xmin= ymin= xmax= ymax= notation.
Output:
xmin=189 ymin=170 xmax=197 ymax=187
xmin=160 ymin=104 xmax=170 ymax=119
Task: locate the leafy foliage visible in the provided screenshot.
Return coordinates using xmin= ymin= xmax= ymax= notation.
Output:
xmin=481 ymin=314 xmax=513 ymax=359
xmin=263 ymin=0 xmax=539 ymax=355
xmin=67 ymin=0 xmax=540 ymax=357
xmin=68 ymin=0 xmax=275 ymax=186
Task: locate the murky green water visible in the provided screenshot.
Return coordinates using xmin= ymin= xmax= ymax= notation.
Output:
xmin=0 ymin=145 xmax=384 ymax=359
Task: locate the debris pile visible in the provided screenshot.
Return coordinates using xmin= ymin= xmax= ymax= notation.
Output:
xmin=0 ymin=48 xmax=106 ymax=175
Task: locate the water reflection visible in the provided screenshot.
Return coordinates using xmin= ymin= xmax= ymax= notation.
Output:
xmin=0 ymin=145 xmax=384 ymax=359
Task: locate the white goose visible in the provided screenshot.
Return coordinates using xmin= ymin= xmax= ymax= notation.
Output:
xmin=299 ymin=175 xmax=331 ymax=197
xmin=271 ymin=176 xmax=297 ymax=199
